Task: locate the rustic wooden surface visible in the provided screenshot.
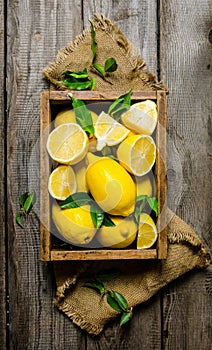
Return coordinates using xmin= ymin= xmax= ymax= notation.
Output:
xmin=1 ymin=0 xmax=211 ymax=349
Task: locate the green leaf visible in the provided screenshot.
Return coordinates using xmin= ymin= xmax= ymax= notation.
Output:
xmin=19 ymin=192 xmax=29 ymax=206
xmin=63 ymin=68 xmax=88 ymax=79
xmin=16 ymin=212 xmax=24 ymax=229
xmin=106 ymin=293 xmax=123 ymax=313
xmin=70 ymin=96 xmax=95 ymax=134
xmin=90 ymin=21 xmax=97 ymax=64
xmin=84 ymin=280 xmax=106 ymax=296
xmin=102 ymin=213 xmax=116 ymax=227
xmin=110 ymin=290 xmax=128 ymax=311
xmin=108 ymin=88 xmax=133 ymax=121
xmin=90 ymin=77 xmax=96 ymax=90
xmin=90 ymin=204 xmax=104 ymax=229
xmin=60 ymin=192 xmax=92 ymax=209
xmin=92 ymin=63 xmax=105 ymax=78
xmin=136 ymin=195 xmax=148 ymax=203
xmin=23 ymin=191 xmax=36 ymax=214
xmin=104 ymin=57 xmax=117 ymax=73
xmin=147 ymin=197 xmax=158 ymax=216
xmin=120 ymin=311 xmax=133 ymax=326
xmin=59 ymin=79 xmax=92 ymax=91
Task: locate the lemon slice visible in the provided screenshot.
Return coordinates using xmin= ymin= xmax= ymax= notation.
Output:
xmin=47 ymin=123 xmax=88 ymax=165
xmin=137 ymin=213 xmax=157 ymax=249
xmin=54 ymin=108 xmax=98 ymax=128
xmin=48 ymin=165 xmax=77 ymax=200
xmin=117 ymin=134 xmax=156 ymax=176
xmin=94 ymin=111 xmax=130 ymax=151
xmin=121 ymin=100 xmax=158 ymax=135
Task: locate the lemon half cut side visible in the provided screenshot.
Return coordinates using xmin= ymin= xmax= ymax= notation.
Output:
xmin=94 ymin=111 xmax=130 ymax=151
xmin=137 ymin=213 xmax=158 ymax=249
xmin=48 ymin=165 xmax=77 ymax=200
xmin=121 ymin=100 xmax=158 ymax=136
xmin=117 ymin=134 xmax=156 ymax=176
xmin=46 ymin=123 xmax=88 ymax=165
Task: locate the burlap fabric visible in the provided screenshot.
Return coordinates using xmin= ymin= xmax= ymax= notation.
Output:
xmin=43 ymin=14 xmax=210 ymax=335
xmin=43 ymin=14 xmax=166 ymax=91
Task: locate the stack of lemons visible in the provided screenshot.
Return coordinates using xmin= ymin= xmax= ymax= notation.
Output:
xmin=46 ymin=100 xmax=158 ymax=249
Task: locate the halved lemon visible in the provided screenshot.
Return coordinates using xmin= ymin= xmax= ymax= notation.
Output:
xmin=94 ymin=111 xmax=130 ymax=151
xmin=46 ymin=123 xmax=88 ymax=165
xmin=48 ymin=165 xmax=77 ymax=200
xmin=117 ymin=134 xmax=156 ymax=176
xmin=137 ymin=213 xmax=157 ymax=249
xmin=121 ymin=100 xmax=158 ymax=135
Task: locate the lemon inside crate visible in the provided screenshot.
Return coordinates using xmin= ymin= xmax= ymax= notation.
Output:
xmin=48 ymin=97 xmax=159 ymax=253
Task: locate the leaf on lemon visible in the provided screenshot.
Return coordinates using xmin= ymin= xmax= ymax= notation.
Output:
xmin=102 ymin=213 xmax=116 ymax=227
xmin=147 ymin=197 xmax=158 ymax=216
xmin=108 ymin=88 xmax=133 ymax=120
xmin=70 ymin=95 xmax=95 ymax=135
xmin=90 ymin=203 xmax=104 ymax=229
xmin=60 ymin=192 xmax=92 ymax=209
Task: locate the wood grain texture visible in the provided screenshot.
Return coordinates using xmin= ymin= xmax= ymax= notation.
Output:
xmin=6 ymin=1 xmax=83 ymax=349
xmin=160 ymin=0 xmax=212 ymax=348
xmin=3 ymin=0 xmax=211 ymax=349
xmin=0 ymin=0 xmax=6 ymax=348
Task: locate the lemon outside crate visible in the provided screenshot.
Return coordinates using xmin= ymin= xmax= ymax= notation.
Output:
xmin=40 ymin=90 xmax=167 ymax=261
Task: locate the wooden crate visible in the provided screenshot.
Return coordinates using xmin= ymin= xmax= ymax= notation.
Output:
xmin=40 ymin=90 xmax=167 ymax=261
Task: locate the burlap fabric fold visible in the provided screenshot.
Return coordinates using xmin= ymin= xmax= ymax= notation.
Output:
xmin=54 ymin=209 xmax=210 ymax=335
xmin=43 ymin=14 xmax=210 ymax=335
xmin=43 ymin=13 xmax=166 ymax=91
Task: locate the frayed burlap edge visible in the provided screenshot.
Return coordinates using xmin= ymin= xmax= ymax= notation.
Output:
xmin=42 ymin=13 xmax=166 ymax=91
xmin=53 ymin=209 xmax=211 ymax=335
xmin=56 ymin=301 xmax=104 ymax=335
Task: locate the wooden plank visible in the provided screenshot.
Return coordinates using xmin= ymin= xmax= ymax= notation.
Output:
xmin=40 ymin=92 xmax=51 ymax=261
xmin=51 ymin=249 xmax=157 ymax=260
xmin=0 ymin=0 xmax=6 ymax=348
xmin=49 ymin=90 xmax=157 ymax=101
xmin=83 ymin=2 xmax=162 ymax=349
xmin=156 ymin=91 xmax=167 ymax=259
xmin=6 ymin=1 xmax=84 ymax=349
xmin=160 ymin=0 xmax=212 ymax=349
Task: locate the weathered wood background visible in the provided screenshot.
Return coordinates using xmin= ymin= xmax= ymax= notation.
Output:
xmin=0 ymin=0 xmax=211 ymax=349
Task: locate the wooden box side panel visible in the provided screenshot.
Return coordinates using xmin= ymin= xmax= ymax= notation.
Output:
xmin=40 ymin=92 xmax=51 ymax=261
xmin=156 ymin=91 xmax=167 ymax=258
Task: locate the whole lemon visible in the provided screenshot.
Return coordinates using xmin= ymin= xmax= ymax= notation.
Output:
xmin=86 ymin=154 xmax=136 ymax=216
xmin=96 ymin=216 xmax=137 ymax=248
xmin=52 ymin=204 xmax=97 ymax=245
